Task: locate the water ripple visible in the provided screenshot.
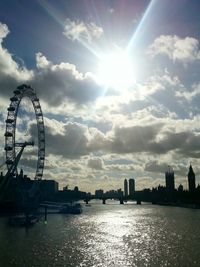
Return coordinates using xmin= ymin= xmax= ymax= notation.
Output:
xmin=1 ymin=204 xmax=200 ymax=266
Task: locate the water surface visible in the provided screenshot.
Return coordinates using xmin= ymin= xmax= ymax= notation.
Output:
xmin=0 ymin=202 xmax=200 ymax=267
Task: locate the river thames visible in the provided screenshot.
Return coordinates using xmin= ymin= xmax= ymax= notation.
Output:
xmin=0 ymin=201 xmax=200 ymax=267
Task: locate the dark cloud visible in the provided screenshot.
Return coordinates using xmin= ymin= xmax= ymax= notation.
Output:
xmin=149 ymin=131 xmax=200 ymax=156
xmin=144 ymin=161 xmax=168 ymax=174
xmin=29 ymin=116 xmax=200 ymax=160
xmin=109 ymin=124 xmax=163 ymax=154
xmin=151 ymin=88 xmax=189 ymax=119
xmin=29 ymin=120 xmax=163 ymax=158
xmin=19 ymin=158 xmax=37 ymax=169
xmin=30 ymin=121 xmax=90 ymax=158
xmin=2 ymin=21 xmax=200 ymax=190
xmin=88 ymin=158 xmax=104 ymax=170
xmin=119 ymin=99 xmax=151 ymax=114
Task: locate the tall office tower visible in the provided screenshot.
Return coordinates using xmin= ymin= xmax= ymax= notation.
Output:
xmin=124 ymin=179 xmax=128 ymax=197
xmin=165 ymin=168 xmax=175 ymax=192
xmin=129 ymin=178 xmax=135 ymax=197
xmin=188 ymin=164 xmax=196 ymax=192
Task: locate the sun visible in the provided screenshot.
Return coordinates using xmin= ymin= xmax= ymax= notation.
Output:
xmin=97 ymin=51 xmax=134 ymax=90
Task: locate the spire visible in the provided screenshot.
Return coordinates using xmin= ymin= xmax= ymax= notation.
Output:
xmin=20 ymin=168 xmax=24 ymax=178
xmin=188 ymin=164 xmax=196 ymax=192
xmin=188 ymin=164 xmax=194 ymax=175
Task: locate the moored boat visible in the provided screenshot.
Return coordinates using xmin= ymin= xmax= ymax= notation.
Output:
xmin=59 ymin=203 xmax=82 ymax=214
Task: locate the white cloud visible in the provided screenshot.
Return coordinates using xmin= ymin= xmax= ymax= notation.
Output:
xmin=176 ymin=82 xmax=200 ymax=101
xmin=148 ymin=35 xmax=200 ymax=64
xmin=0 ymin=23 xmax=33 ymax=95
xmin=1 ymin=21 xmax=200 ymax=190
xmin=63 ymin=18 xmax=103 ymax=43
xmin=36 ymin=52 xmax=51 ymax=69
xmin=0 ymin=22 xmax=103 ymax=107
xmin=141 ymin=71 xmax=182 ymax=95
xmin=32 ymin=52 xmax=103 ymax=105
xmin=0 ymin=22 xmax=9 ymax=41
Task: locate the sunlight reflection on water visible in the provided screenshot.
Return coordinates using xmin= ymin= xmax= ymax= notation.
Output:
xmin=1 ymin=203 xmax=200 ymax=266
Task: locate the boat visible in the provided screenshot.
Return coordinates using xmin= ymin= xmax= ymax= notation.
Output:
xmin=59 ymin=203 xmax=82 ymax=214
xmin=9 ymin=214 xmax=39 ymax=227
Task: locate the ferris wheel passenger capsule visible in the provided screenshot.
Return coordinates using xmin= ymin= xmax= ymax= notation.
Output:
xmin=10 ymin=96 xmax=18 ymax=102
xmin=7 ymin=106 xmax=15 ymax=112
xmin=14 ymin=89 xmax=21 ymax=95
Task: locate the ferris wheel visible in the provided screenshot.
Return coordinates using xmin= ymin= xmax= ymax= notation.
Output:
xmin=4 ymin=84 xmax=45 ymax=179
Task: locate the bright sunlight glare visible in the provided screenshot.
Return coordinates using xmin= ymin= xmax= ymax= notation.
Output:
xmin=97 ymin=51 xmax=134 ymax=91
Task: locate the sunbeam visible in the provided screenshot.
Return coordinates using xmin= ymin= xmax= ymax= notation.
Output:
xmin=126 ymin=0 xmax=156 ymax=52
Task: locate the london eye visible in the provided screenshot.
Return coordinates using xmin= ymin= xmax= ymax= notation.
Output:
xmin=4 ymin=84 xmax=45 ymax=180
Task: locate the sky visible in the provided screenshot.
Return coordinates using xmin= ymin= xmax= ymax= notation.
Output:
xmin=1 ymin=0 xmax=200 ymax=193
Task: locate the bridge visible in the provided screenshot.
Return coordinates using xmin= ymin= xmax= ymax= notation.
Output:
xmin=84 ymin=196 xmax=142 ymax=205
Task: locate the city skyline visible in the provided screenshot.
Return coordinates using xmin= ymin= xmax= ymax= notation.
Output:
xmin=80 ymin=164 xmax=199 ymax=194
xmin=1 ymin=1 xmax=200 ymax=192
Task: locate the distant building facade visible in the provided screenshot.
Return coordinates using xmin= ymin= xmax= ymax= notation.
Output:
xmin=56 ymin=188 xmax=87 ymax=201
xmin=40 ymin=180 xmax=59 ymax=200
xmin=129 ymin=178 xmax=135 ymax=197
xmin=0 ymin=172 xmax=3 ymax=183
xmin=104 ymin=189 xmax=123 ymax=199
xmin=165 ymin=169 xmax=175 ymax=192
xmin=74 ymin=186 xmax=79 ymax=192
xmin=117 ymin=189 xmax=123 ymax=199
xmin=188 ymin=165 xmax=196 ymax=192
xmin=95 ymin=189 xmax=104 ymax=199
xmin=124 ymin=179 xmax=128 ymax=197
xmin=178 ymin=184 xmax=183 ymax=192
